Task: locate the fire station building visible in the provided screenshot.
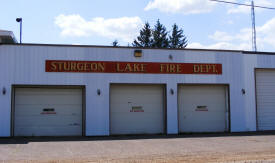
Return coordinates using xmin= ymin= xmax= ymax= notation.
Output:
xmin=1 ymin=31 xmax=275 ymax=137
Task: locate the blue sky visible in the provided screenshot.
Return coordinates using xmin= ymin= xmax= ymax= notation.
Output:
xmin=1 ymin=0 xmax=275 ymax=51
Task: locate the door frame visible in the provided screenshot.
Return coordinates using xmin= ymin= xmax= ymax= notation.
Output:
xmin=11 ymin=85 xmax=86 ymax=137
xmin=254 ymin=68 xmax=275 ymax=131
xmin=177 ymin=84 xmax=231 ymax=133
xmin=109 ymin=83 xmax=167 ymax=135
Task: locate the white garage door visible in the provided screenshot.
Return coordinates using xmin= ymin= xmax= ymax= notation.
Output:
xmin=110 ymin=85 xmax=165 ymax=135
xmin=256 ymin=69 xmax=275 ymax=131
xmin=14 ymin=88 xmax=83 ymax=136
xmin=178 ymin=85 xmax=228 ymax=133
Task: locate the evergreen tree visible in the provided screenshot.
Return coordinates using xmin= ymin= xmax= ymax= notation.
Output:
xmin=112 ymin=40 xmax=119 ymax=47
xmin=152 ymin=19 xmax=169 ymax=48
xmin=132 ymin=22 xmax=152 ymax=47
xmin=131 ymin=20 xmax=188 ymax=49
xmin=169 ymin=24 xmax=188 ymax=48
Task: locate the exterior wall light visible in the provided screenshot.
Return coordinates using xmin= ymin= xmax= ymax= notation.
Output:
xmin=134 ymin=50 xmax=142 ymax=57
xmin=169 ymin=54 xmax=173 ymax=60
xmin=241 ymin=89 xmax=246 ymax=95
xmin=2 ymin=87 xmax=6 ymax=95
xmin=97 ymin=89 xmax=101 ymax=96
xmin=170 ymin=88 xmax=174 ymax=95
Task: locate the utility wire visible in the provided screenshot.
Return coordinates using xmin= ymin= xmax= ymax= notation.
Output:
xmin=209 ymin=0 xmax=275 ymax=10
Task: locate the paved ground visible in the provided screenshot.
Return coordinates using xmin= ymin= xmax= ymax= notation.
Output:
xmin=1 ymin=133 xmax=275 ymax=163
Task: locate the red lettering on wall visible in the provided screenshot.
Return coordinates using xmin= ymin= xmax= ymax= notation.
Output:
xmin=45 ymin=60 xmax=222 ymax=75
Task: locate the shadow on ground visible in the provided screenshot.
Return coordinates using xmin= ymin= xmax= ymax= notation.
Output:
xmin=1 ymin=131 xmax=275 ymax=144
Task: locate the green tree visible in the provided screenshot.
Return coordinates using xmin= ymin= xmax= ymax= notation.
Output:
xmin=132 ymin=20 xmax=188 ymax=48
xmin=152 ymin=19 xmax=169 ymax=48
xmin=169 ymin=24 xmax=188 ymax=48
xmin=132 ymin=22 xmax=152 ymax=47
xmin=112 ymin=40 xmax=119 ymax=47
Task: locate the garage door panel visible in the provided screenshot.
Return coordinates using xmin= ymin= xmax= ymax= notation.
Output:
xmin=111 ymin=118 xmax=163 ymax=134
xmin=256 ymin=70 xmax=275 ymax=131
xmin=14 ymin=88 xmax=83 ymax=136
xmin=15 ymin=115 xmax=82 ymax=126
xmin=259 ymin=112 xmax=275 ymax=116
xmin=181 ymin=120 xmax=225 ymax=132
xmin=178 ymin=85 xmax=227 ymax=133
xmin=111 ymin=118 xmax=163 ymax=128
xmin=182 ymin=99 xmax=225 ymax=105
xmin=15 ymin=105 xmax=82 ymax=116
xmin=182 ymin=106 xmax=226 ymax=112
xmin=15 ymin=95 xmax=82 ymax=105
xmin=257 ymin=90 xmax=275 ymax=94
xmin=181 ymin=125 xmax=225 ymax=132
xmin=110 ymin=128 xmax=160 ymax=135
xmin=111 ymin=113 xmax=163 ymax=123
xmin=111 ymin=106 xmax=163 ymax=113
xmin=15 ymin=88 xmax=82 ymax=105
xmin=112 ymin=95 xmax=162 ymax=104
xmin=15 ymin=126 xmax=82 ymax=136
xmin=110 ymin=85 xmax=164 ymax=135
xmin=182 ymin=113 xmax=226 ymax=122
xmin=257 ymin=125 xmax=275 ymax=130
xmin=183 ymin=112 xmax=225 ymax=116
xmin=260 ymin=114 xmax=275 ymax=120
xmin=181 ymin=106 xmax=225 ymax=113
xmin=257 ymin=97 xmax=275 ymax=102
xmin=111 ymin=116 xmax=164 ymax=134
xmin=16 ymin=88 xmax=82 ymax=94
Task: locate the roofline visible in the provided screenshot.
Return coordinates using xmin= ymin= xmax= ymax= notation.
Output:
xmin=0 ymin=43 xmax=274 ymax=55
xmin=242 ymin=51 xmax=275 ymax=55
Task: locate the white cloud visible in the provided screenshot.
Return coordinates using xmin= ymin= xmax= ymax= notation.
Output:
xmin=209 ymin=31 xmax=234 ymax=42
xmin=227 ymin=0 xmax=273 ymax=14
xmin=144 ymin=0 xmax=216 ymax=14
xmin=188 ymin=17 xmax=275 ymax=51
xmin=55 ymin=14 xmax=143 ymax=42
xmin=226 ymin=20 xmax=234 ymax=25
xmin=257 ymin=17 xmax=275 ymax=48
xmin=209 ymin=28 xmax=251 ymax=42
xmin=188 ymin=42 xmax=250 ymax=50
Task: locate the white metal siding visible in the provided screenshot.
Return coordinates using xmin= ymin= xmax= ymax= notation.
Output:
xmin=110 ymin=85 xmax=164 ymax=135
xmin=1 ymin=44 xmax=267 ymax=136
xmin=14 ymin=88 xmax=82 ymax=136
xmin=256 ymin=69 xmax=275 ymax=130
xmin=178 ymin=85 xmax=227 ymax=132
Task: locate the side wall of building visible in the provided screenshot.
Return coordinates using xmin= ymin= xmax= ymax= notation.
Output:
xmin=1 ymin=45 xmax=272 ymax=136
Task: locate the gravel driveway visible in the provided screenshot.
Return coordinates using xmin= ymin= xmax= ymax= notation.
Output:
xmin=1 ymin=132 xmax=275 ymax=163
